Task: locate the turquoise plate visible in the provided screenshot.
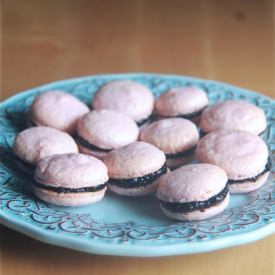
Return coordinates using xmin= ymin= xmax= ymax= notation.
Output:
xmin=0 ymin=73 xmax=274 ymax=257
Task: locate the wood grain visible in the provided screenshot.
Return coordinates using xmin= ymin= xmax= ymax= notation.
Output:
xmin=1 ymin=0 xmax=274 ymax=274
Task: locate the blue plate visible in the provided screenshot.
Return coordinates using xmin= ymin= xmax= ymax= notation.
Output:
xmin=0 ymin=73 xmax=274 ymax=257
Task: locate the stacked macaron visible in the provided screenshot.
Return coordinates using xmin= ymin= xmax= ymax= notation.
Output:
xmin=11 ymin=79 xmax=271 ymax=223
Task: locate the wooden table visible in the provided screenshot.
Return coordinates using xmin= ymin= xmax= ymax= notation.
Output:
xmin=1 ymin=1 xmax=274 ymax=274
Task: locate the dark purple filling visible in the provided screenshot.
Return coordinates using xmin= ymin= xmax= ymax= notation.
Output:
xmin=108 ymin=165 xmax=168 ymax=188
xmin=75 ymin=134 xmax=112 ymax=153
xmin=176 ymin=106 xmax=208 ymax=120
xmin=136 ymin=116 xmax=150 ymax=126
xmin=160 ymin=184 xmax=229 ymax=213
xmin=34 ymin=181 xmax=106 ymax=193
xmin=166 ymin=146 xmax=196 ymax=159
xmin=228 ymin=158 xmax=271 ymax=185
xmin=15 ymin=155 xmax=36 ymax=172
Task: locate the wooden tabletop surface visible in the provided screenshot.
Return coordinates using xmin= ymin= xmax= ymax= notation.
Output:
xmin=1 ymin=0 xmax=274 ymax=274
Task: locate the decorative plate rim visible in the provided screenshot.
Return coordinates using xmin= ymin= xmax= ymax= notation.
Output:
xmin=0 ymin=73 xmax=274 ymax=257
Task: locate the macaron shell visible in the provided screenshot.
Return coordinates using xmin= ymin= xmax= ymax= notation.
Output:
xmin=139 ymin=118 xmax=199 ymax=154
xmin=196 ymin=130 xmax=269 ymax=180
xmin=200 ymin=100 xmax=266 ymax=135
xmin=155 ymin=86 xmax=208 ymax=117
xmin=157 ymin=163 xmax=228 ymax=203
xmin=229 ymin=171 xmax=270 ymax=194
xmin=29 ymin=91 xmax=89 ymax=133
xmin=35 ymin=153 xmax=108 ymax=188
xmin=160 ymin=193 xmax=229 ymax=221
xmin=13 ymin=126 xmax=78 ymax=164
xmin=77 ymin=110 xmax=139 ymax=150
xmin=103 ymin=141 xmax=166 ymax=178
xmin=92 ymin=80 xmax=154 ymax=122
xmin=108 ymin=181 xmax=158 ymax=196
xmin=34 ymin=186 xmax=106 ymax=206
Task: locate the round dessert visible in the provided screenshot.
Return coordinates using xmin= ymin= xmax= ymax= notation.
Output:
xmin=13 ymin=126 xmax=78 ymax=174
xmin=139 ymin=118 xmax=199 ymax=169
xmin=34 ymin=154 xmax=108 ymax=206
xmin=29 ymin=91 xmax=89 ymax=133
xmin=92 ymin=80 xmax=154 ymax=126
xmin=155 ymin=86 xmax=208 ymax=123
xmin=103 ymin=141 xmax=168 ymax=196
xmin=200 ymin=100 xmax=266 ymax=135
xmin=76 ymin=110 xmax=139 ymax=159
xmin=196 ymin=130 xmax=270 ymax=193
xmin=156 ymin=164 xmax=229 ymax=221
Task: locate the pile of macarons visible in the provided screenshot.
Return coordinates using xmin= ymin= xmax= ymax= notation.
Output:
xmin=12 ymin=80 xmax=271 ymax=221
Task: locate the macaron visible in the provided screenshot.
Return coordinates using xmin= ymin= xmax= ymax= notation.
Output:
xmin=156 ymin=164 xmax=229 ymax=221
xmin=75 ymin=110 xmax=139 ymax=159
xmin=34 ymin=153 xmax=108 ymax=206
xmin=139 ymin=118 xmax=199 ymax=169
xmin=200 ymin=100 xmax=266 ymax=135
xmin=155 ymin=86 xmax=208 ymax=123
xmin=104 ymin=141 xmax=168 ymax=196
xmin=13 ymin=126 xmax=78 ymax=174
xmin=29 ymin=91 xmax=89 ymax=133
xmin=92 ymin=80 xmax=154 ymax=126
xmin=196 ymin=130 xmax=271 ymax=193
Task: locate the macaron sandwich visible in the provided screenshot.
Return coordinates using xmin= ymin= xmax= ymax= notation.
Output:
xmin=139 ymin=118 xmax=199 ymax=169
xmin=75 ymin=109 xmax=139 ymax=159
xmin=104 ymin=141 xmax=168 ymax=196
xmin=29 ymin=91 xmax=89 ymax=133
xmin=196 ymin=130 xmax=271 ymax=193
xmin=13 ymin=126 xmax=78 ymax=174
xmin=200 ymin=100 xmax=267 ymax=135
xmin=155 ymin=86 xmax=208 ymax=123
xmin=34 ymin=153 xmax=109 ymax=206
xmin=92 ymin=80 xmax=154 ymax=126
xmin=157 ymin=164 xmax=229 ymax=221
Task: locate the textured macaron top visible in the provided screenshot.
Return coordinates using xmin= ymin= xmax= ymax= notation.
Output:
xmin=13 ymin=126 xmax=78 ymax=164
xmin=139 ymin=118 xmax=199 ymax=154
xmin=104 ymin=141 xmax=166 ymax=178
xmin=157 ymin=164 xmax=228 ymax=203
xmin=200 ymin=100 xmax=266 ymax=135
xmin=155 ymin=86 xmax=208 ymax=116
xmin=196 ymin=130 xmax=269 ymax=180
xmin=29 ymin=91 xmax=89 ymax=133
xmin=35 ymin=153 xmax=109 ymax=188
xmin=92 ymin=80 xmax=154 ymax=122
xmin=77 ymin=110 xmax=139 ymax=149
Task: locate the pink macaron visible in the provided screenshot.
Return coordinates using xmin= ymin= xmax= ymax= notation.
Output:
xmin=139 ymin=118 xmax=199 ymax=169
xmin=155 ymin=86 xmax=209 ymax=123
xmin=156 ymin=164 xmax=229 ymax=221
xmin=76 ymin=110 xmax=139 ymax=159
xmin=13 ymin=126 xmax=78 ymax=174
xmin=34 ymin=153 xmax=108 ymax=206
xmin=200 ymin=100 xmax=266 ymax=135
xmin=92 ymin=80 xmax=154 ymax=126
xmin=196 ymin=130 xmax=271 ymax=193
xmin=29 ymin=91 xmax=89 ymax=133
xmin=103 ymin=141 xmax=168 ymax=196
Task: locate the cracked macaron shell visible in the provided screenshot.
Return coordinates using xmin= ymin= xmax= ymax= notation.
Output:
xmin=139 ymin=118 xmax=199 ymax=154
xmin=77 ymin=109 xmax=139 ymax=150
xmin=13 ymin=126 xmax=78 ymax=165
xmin=103 ymin=141 xmax=166 ymax=179
xmin=29 ymin=91 xmax=89 ymax=133
xmin=196 ymin=130 xmax=269 ymax=180
xmin=92 ymin=80 xmax=154 ymax=122
xmin=34 ymin=153 xmax=109 ymax=188
xmin=157 ymin=163 xmax=228 ymax=203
